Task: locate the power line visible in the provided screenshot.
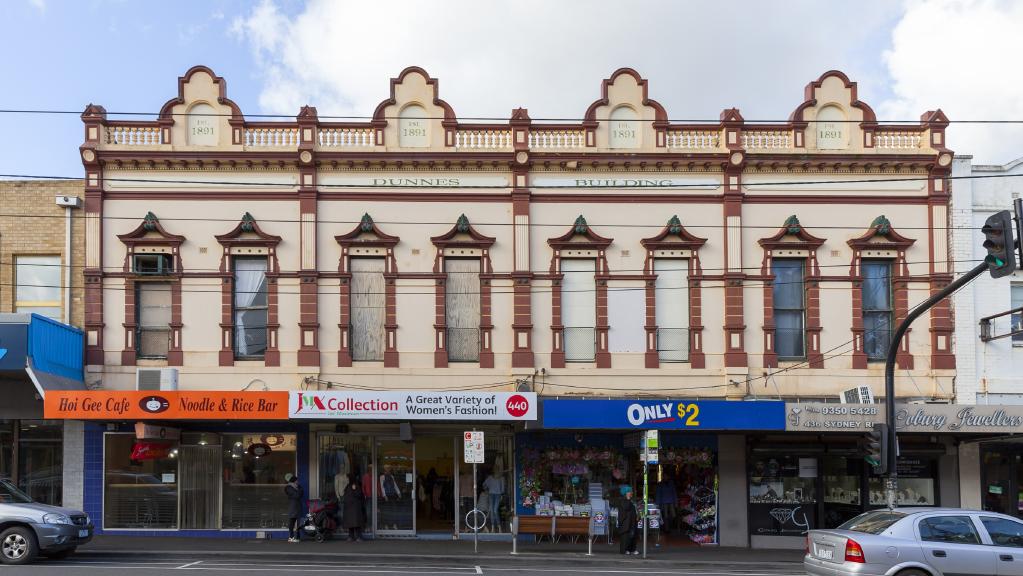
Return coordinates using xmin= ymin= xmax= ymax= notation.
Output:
xmin=2 ymin=173 xmax=1005 ymax=197
xmin=0 ymin=108 xmax=1019 ymax=124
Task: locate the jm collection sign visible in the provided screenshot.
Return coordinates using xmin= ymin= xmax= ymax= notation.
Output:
xmin=786 ymin=403 xmax=1023 ymax=434
xmin=288 ymin=391 xmax=537 ymax=421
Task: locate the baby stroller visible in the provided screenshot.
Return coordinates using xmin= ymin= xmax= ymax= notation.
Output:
xmin=301 ymin=497 xmax=339 ymax=542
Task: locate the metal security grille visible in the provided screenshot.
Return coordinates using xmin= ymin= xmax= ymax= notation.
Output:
xmin=179 ymin=445 xmax=221 ymax=529
xmin=656 ymin=327 xmax=690 ymax=362
xmin=351 ymin=258 xmax=386 ymax=361
xmin=563 ymin=327 xmax=596 ymax=362
xmin=137 ymin=282 xmax=171 ymax=358
xmin=445 ymin=258 xmax=481 ymax=362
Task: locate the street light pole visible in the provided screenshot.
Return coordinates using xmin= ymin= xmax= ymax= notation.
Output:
xmin=883 ymin=261 xmax=987 ymax=508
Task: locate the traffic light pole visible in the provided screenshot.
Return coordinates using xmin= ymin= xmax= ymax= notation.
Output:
xmin=883 ymin=260 xmax=988 ymax=509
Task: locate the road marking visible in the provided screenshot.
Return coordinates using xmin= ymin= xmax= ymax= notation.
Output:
xmin=177 ymin=560 xmax=203 ymax=569
xmin=475 ymin=566 xmax=483 ymax=575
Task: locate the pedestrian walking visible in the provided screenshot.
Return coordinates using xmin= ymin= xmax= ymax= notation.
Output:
xmin=341 ymin=474 xmax=366 ymax=541
xmin=284 ymin=473 xmax=304 ymax=542
xmin=616 ymin=485 xmax=639 ymax=555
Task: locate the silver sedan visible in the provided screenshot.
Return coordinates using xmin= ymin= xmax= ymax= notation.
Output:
xmin=805 ymin=507 xmax=1023 ymax=576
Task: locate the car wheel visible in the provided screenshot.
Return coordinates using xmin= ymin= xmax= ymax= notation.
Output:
xmin=45 ymin=547 xmax=76 ymax=560
xmin=0 ymin=526 xmax=38 ymax=565
xmin=896 ymin=569 xmax=930 ymax=576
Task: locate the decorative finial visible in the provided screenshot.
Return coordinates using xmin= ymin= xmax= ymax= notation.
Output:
xmin=360 ymin=213 xmax=374 ymax=233
xmin=871 ymin=215 xmax=891 ymax=235
xmin=456 ymin=214 xmax=470 ymax=233
xmin=667 ymin=215 xmax=682 ymax=235
xmin=573 ymin=215 xmax=589 ymax=235
xmin=142 ymin=211 xmax=159 ymax=232
xmin=783 ymin=215 xmax=802 ymax=235
xmin=240 ymin=212 xmax=256 ymax=233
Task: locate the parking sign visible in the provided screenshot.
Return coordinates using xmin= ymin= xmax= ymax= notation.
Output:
xmin=464 ymin=431 xmax=484 ymax=463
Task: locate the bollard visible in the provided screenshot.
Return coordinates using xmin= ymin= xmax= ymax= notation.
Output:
xmin=587 ymin=535 xmax=593 ymax=556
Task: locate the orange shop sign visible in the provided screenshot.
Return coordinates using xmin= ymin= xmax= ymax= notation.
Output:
xmin=44 ymin=391 xmax=289 ymax=420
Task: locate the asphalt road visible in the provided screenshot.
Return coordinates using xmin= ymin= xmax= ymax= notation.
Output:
xmin=0 ymin=556 xmax=806 ymax=576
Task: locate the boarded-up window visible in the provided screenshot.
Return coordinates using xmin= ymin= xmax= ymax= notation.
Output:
xmin=351 ymin=258 xmax=385 ymax=361
xmin=562 ymin=259 xmax=596 ymax=362
xmin=445 ymin=259 xmax=480 ymax=362
xmin=137 ymin=282 xmax=171 ymax=358
xmin=655 ymin=260 xmax=689 ymax=362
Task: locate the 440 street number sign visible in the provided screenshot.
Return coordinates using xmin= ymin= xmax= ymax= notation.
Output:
xmin=542 ymin=399 xmax=785 ymax=430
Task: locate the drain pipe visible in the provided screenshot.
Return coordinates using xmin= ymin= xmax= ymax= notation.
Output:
xmin=56 ymin=195 xmax=82 ymax=325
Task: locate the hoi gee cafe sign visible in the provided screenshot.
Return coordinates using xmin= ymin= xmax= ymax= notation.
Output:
xmin=44 ymin=391 xmax=289 ymax=420
xmin=786 ymin=402 xmax=1023 ymax=434
xmin=289 ymin=391 xmax=537 ymax=421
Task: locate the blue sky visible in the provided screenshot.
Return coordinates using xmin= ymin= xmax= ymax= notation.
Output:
xmin=2 ymin=0 xmax=1021 ymax=178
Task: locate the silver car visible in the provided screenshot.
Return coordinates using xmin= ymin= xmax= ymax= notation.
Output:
xmin=805 ymin=507 xmax=1023 ymax=576
xmin=0 ymin=478 xmax=93 ymax=565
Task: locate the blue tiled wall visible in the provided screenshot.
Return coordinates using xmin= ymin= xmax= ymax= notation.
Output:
xmin=83 ymin=421 xmax=309 ymax=539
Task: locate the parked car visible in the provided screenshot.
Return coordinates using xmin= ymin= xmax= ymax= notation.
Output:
xmin=0 ymin=478 xmax=92 ymax=565
xmin=805 ymin=507 xmax=1023 ymax=576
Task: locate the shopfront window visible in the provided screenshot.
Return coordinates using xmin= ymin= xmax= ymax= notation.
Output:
xmin=822 ymin=456 xmax=861 ymax=529
xmin=104 ymin=433 xmax=179 ymax=529
xmin=0 ymin=421 xmax=12 ymax=484
xmin=749 ymin=454 xmax=817 ymax=536
xmin=18 ymin=420 xmax=62 ymax=505
xmin=222 ymin=433 xmax=296 ymax=529
xmin=868 ymin=457 xmax=936 ymax=507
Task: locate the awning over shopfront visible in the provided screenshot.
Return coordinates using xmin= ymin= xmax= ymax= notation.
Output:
xmin=0 ymin=314 xmax=84 ymax=418
xmin=786 ymin=402 xmax=1023 ymax=435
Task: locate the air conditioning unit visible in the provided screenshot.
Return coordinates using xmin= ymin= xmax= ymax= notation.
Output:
xmin=840 ymin=385 xmax=874 ymax=404
xmin=136 ymin=367 xmax=179 ymax=391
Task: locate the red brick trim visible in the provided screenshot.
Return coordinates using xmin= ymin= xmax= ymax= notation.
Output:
xmin=215 ymin=213 xmax=282 ymax=367
xmin=548 ymin=217 xmax=613 ymax=368
xmin=758 ymin=216 xmax=826 ymax=369
xmin=335 ymin=215 xmax=400 ymax=367
xmin=847 ymin=217 xmax=916 ymax=369
xmin=640 ymin=216 xmax=708 ymax=368
xmin=430 ymin=216 xmax=496 ymax=368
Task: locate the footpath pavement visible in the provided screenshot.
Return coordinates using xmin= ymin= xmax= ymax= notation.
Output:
xmin=79 ymin=534 xmax=806 ymax=566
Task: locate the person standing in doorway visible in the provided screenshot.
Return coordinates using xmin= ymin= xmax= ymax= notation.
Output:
xmin=341 ymin=474 xmax=366 ymax=541
xmin=616 ymin=485 xmax=639 ymax=555
xmin=379 ymin=463 xmax=402 ymax=530
xmin=284 ymin=473 xmax=304 ymax=542
xmin=361 ymin=464 xmax=375 ymax=530
xmin=482 ymin=470 xmax=505 ymax=532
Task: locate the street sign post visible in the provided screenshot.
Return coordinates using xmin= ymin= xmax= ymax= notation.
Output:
xmin=464 ymin=430 xmax=484 ymax=553
xmin=642 ymin=430 xmax=657 ymax=558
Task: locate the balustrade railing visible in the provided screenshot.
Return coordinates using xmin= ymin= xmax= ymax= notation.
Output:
xmin=243 ymin=126 xmax=300 ymax=147
xmin=874 ymin=130 xmax=922 ymax=150
xmin=742 ymin=129 xmax=792 ymax=150
xmin=454 ymin=129 xmax=512 ymax=150
xmin=528 ymin=129 xmax=586 ymax=149
xmin=105 ymin=125 xmax=162 ymax=145
xmin=665 ymin=129 xmax=719 ymax=150
xmin=318 ymin=127 xmax=376 ymax=147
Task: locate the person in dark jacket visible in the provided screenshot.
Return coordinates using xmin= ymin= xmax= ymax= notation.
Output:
xmin=341 ymin=474 xmax=366 ymax=541
xmin=616 ymin=485 xmax=639 ymax=555
xmin=284 ymin=473 xmax=304 ymax=542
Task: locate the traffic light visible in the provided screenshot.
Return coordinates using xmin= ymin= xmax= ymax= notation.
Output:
xmin=982 ymin=210 xmax=1017 ymax=278
xmin=865 ymin=423 xmax=888 ymax=474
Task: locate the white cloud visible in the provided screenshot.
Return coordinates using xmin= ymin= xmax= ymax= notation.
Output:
xmin=230 ymin=0 xmax=900 ymax=124
xmin=880 ymin=0 xmax=1023 ymax=164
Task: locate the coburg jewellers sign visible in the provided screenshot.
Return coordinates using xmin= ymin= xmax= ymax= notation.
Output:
xmin=786 ymin=403 xmax=1023 ymax=434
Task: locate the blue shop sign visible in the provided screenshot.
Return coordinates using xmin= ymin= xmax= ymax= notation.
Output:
xmin=542 ymin=399 xmax=786 ymax=430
